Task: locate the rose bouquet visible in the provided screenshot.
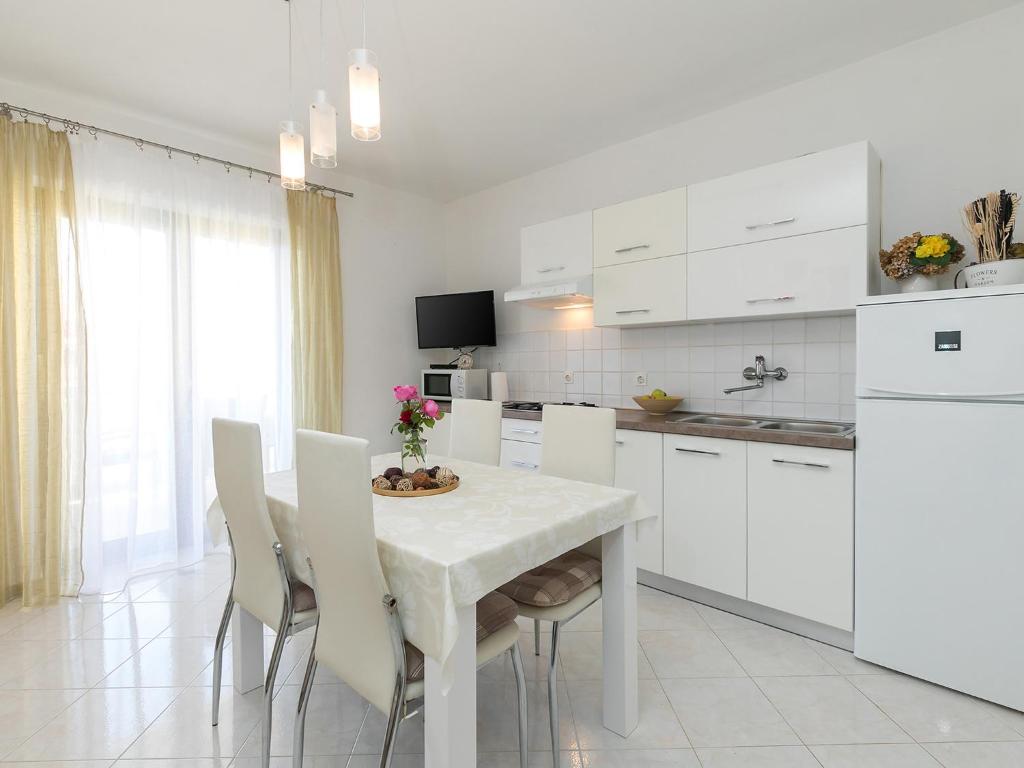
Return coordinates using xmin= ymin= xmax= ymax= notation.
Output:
xmin=391 ymin=385 xmax=443 ymax=473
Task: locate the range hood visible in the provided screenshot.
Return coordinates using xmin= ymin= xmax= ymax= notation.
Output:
xmin=503 ymin=275 xmax=594 ymax=310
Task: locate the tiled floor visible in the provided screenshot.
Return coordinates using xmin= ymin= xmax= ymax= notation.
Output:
xmin=2 ymin=556 xmax=1023 ymax=767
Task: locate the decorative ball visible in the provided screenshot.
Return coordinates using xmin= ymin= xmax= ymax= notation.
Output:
xmin=383 ymin=467 xmax=404 ymax=480
xmin=411 ymin=471 xmax=431 ymax=489
xmin=427 ymin=466 xmax=440 ymax=478
xmin=394 ymin=477 xmax=414 ymax=492
xmin=436 ymin=467 xmax=457 ymax=487
xmin=372 ymin=476 xmax=392 ymax=491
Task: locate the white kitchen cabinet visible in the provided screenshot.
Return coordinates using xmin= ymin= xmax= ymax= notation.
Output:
xmin=686 ymin=226 xmax=873 ymax=320
xmin=593 ymin=188 xmax=686 ymax=268
xmin=614 ymin=429 xmax=663 ymax=575
xmin=593 ymin=254 xmax=686 ymax=327
xmin=687 ymin=141 xmax=879 ymax=253
xmin=662 ymin=434 xmax=747 ymax=598
xmin=500 ymin=418 xmax=543 ymax=444
xmin=521 ymin=211 xmax=594 ymax=285
xmin=499 ymin=438 xmax=542 ymax=473
xmin=747 ymin=442 xmax=854 ymax=631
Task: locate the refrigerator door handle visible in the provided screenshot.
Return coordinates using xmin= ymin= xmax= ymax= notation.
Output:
xmin=862 ymin=385 xmax=1024 ymax=399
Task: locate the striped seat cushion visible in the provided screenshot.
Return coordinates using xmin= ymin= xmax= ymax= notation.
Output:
xmin=497 ymin=549 xmax=602 ymax=608
xmin=405 ymin=591 xmax=518 ymax=682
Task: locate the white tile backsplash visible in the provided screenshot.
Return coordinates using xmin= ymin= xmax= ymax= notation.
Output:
xmin=475 ymin=316 xmax=855 ymax=418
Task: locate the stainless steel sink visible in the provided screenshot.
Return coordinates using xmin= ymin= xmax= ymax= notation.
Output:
xmin=671 ymin=415 xmax=763 ymax=428
xmin=758 ymin=421 xmax=854 ymax=436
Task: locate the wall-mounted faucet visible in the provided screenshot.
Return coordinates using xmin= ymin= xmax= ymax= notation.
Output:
xmin=723 ymin=355 xmax=788 ymax=394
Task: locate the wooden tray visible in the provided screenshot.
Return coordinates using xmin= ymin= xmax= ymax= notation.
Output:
xmin=372 ymin=479 xmax=460 ymax=498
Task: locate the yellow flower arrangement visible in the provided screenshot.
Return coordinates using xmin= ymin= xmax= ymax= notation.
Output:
xmin=880 ymin=232 xmax=965 ymax=280
xmin=915 ymin=235 xmax=952 ymax=260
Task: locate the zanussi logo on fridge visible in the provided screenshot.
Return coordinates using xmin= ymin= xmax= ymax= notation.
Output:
xmin=934 ymin=330 xmax=962 ymax=352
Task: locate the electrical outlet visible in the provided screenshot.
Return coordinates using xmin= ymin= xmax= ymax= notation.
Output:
xmin=634 ymin=372 xmax=648 ymax=387
xmin=563 ymin=371 xmax=574 ymax=384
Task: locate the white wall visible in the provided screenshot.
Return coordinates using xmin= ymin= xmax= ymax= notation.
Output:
xmin=1 ymin=75 xmax=447 ymax=451
xmin=443 ymin=4 xmax=1024 ymax=414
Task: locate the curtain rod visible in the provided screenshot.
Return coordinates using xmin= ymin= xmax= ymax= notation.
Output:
xmin=0 ymin=102 xmax=355 ymax=199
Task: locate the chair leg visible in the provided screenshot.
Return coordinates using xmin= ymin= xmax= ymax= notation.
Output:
xmin=262 ymin=616 xmax=290 ymax=768
xmin=511 ymin=643 xmax=529 ymax=768
xmin=293 ymin=649 xmax=317 ymax=768
xmin=534 ymin=619 xmax=541 ymax=656
xmin=211 ymin=595 xmax=234 ymax=727
xmin=379 ymin=677 xmax=405 ymax=768
xmin=548 ymin=620 xmax=561 ymax=768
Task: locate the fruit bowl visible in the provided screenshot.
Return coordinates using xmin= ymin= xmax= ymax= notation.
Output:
xmin=632 ymin=395 xmax=684 ymax=414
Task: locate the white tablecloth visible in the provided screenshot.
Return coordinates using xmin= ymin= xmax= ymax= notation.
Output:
xmin=207 ymin=453 xmax=651 ymax=674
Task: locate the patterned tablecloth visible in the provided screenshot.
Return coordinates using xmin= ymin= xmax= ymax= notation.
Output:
xmin=207 ymin=453 xmax=652 ymax=673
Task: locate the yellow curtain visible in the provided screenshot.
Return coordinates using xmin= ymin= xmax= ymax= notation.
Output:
xmin=286 ymin=190 xmax=343 ymax=434
xmin=0 ymin=117 xmax=86 ymax=605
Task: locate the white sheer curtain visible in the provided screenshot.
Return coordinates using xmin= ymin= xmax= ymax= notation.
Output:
xmin=71 ymin=138 xmax=293 ymax=595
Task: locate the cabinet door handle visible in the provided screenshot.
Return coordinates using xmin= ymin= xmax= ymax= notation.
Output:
xmin=744 ymin=216 xmax=797 ymax=231
xmin=745 ymin=296 xmax=796 ymax=304
xmin=511 ymin=460 xmax=539 ymax=469
xmin=537 ymin=266 xmax=565 ymax=274
xmin=615 ymin=439 xmax=625 ymax=446
xmin=615 ymin=308 xmax=651 ymax=315
xmin=675 ymin=447 xmax=720 ymax=456
xmin=613 ymin=243 xmax=651 ymax=254
xmin=510 ymin=427 xmax=539 ymax=434
xmin=772 ymin=458 xmax=830 ymax=469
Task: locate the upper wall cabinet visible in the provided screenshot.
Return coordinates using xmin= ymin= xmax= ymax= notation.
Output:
xmin=594 ymin=254 xmax=686 ymax=326
xmin=687 ymin=141 xmax=879 ymax=253
xmin=687 ymin=226 xmax=873 ymax=320
xmin=520 ymin=211 xmax=594 ymax=285
xmin=593 ymin=188 xmax=686 ymax=268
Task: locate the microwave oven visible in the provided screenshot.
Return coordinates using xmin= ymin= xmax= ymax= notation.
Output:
xmin=420 ymin=368 xmax=489 ymax=402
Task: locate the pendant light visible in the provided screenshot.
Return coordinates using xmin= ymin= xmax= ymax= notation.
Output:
xmin=309 ymin=0 xmax=338 ymax=168
xmin=280 ymin=0 xmax=306 ymax=189
xmin=348 ymin=0 xmax=381 ymax=141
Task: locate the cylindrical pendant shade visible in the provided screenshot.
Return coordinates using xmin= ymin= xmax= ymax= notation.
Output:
xmin=348 ymin=48 xmax=381 ymax=142
xmin=279 ymin=120 xmax=306 ymax=190
xmin=309 ymin=90 xmax=338 ymax=168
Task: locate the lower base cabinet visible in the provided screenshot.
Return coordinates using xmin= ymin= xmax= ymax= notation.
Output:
xmin=746 ymin=442 xmax=854 ymax=631
xmin=662 ymin=434 xmax=747 ymax=599
xmin=614 ymin=429 xmax=664 ymax=574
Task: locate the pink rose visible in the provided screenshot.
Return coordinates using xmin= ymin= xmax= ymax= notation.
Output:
xmin=423 ymin=399 xmax=440 ymax=419
xmin=393 ymin=385 xmax=419 ymax=402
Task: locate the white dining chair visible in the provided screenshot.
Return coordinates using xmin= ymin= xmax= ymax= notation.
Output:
xmin=449 ymin=398 xmax=503 ymax=465
xmin=210 ymin=418 xmax=317 ymax=768
xmin=292 ymin=429 xmax=528 ymax=768
xmin=499 ymin=404 xmax=616 ymax=768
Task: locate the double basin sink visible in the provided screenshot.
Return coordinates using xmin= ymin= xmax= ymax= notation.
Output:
xmin=668 ymin=414 xmax=855 ymax=436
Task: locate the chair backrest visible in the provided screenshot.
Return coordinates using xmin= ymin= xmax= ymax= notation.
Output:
xmin=449 ymin=398 xmax=502 ymax=465
xmin=212 ymin=418 xmax=286 ymax=628
xmin=540 ymin=404 xmax=616 ymax=486
xmin=295 ymin=429 xmax=401 ymax=715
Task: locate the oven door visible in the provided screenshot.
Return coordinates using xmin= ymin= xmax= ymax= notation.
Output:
xmin=421 ymin=371 xmax=453 ymax=401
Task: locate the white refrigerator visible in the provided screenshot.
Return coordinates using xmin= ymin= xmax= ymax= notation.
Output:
xmin=856 ymin=285 xmax=1024 ymax=712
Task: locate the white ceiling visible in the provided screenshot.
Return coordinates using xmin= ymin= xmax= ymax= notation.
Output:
xmin=1 ymin=0 xmax=1018 ymax=201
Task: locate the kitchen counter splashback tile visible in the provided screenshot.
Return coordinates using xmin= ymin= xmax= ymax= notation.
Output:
xmin=475 ymin=316 xmax=855 ymax=421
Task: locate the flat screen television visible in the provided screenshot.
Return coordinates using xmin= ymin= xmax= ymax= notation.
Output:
xmin=415 ymin=290 xmax=496 ymax=349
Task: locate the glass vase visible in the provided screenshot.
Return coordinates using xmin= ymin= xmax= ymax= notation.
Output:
xmin=401 ymin=435 xmax=428 ymax=475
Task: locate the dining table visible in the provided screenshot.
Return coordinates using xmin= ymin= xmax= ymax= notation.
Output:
xmin=207 ymin=452 xmax=652 ymax=768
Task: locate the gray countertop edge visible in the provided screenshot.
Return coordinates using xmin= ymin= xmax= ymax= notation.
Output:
xmin=438 ymin=403 xmax=856 ymax=451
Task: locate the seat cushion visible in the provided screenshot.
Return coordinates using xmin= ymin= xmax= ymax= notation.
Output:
xmin=290 ymin=581 xmax=317 ymax=613
xmin=405 ymin=591 xmax=519 ymax=682
xmin=498 ymin=550 xmax=602 ymax=608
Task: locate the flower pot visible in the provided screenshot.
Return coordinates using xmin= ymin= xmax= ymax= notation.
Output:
xmin=899 ymin=273 xmax=940 ymax=294
xmin=955 ymin=259 xmax=1024 ymax=289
